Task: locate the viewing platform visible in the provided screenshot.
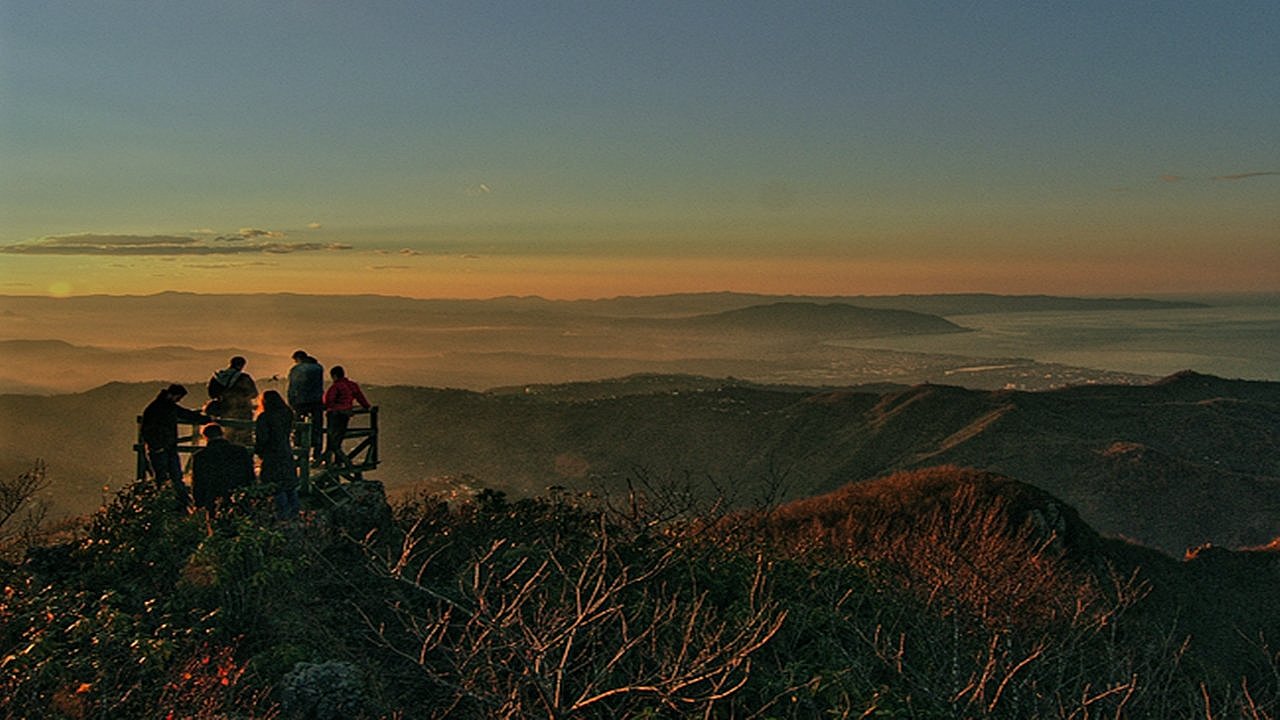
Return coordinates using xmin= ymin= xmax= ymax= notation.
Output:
xmin=134 ymin=407 xmax=380 ymax=507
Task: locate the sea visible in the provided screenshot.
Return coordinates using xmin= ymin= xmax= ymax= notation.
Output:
xmin=828 ymin=296 xmax=1280 ymax=382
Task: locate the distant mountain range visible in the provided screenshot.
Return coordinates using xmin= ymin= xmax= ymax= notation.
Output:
xmin=544 ymin=291 xmax=1208 ymax=317
xmin=4 ymin=371 xmax=1275 ymax=557
xmin=0 ymin=291 xmax=1195 ymax=394
xmin=0 ymin=289 xmax=1207 ymax=322
xmin=668 ymin=302 xmax=968 ymax=335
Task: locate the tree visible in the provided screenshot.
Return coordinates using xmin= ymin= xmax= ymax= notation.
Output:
xmin=0 ymin=460 xmax=51 ymax=551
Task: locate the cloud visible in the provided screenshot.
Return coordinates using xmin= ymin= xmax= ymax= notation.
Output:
xmin=236 ymin=227 xmax=286 ymax=239
xmin=307 ymin=222 xmax=323 ymax=230
xmin=465 ymin=182 xmax=493 ymax=196
xmin=0 ymin=233 xmax=352 ymax=256
xmin=1159 ymin=175 xmax=1183 ymax=183
xmin=185 ymin=260 xmax=275 ymax=269
xmin=1211 ymin=171 xmax=1279 ymax=181
xmin=398 ymin=248 xmax=421 ymax=256
xmin=210 ymin=228 xmax=287 ymax=242
xmin=368 ymin=264 xmax=411 ymax=270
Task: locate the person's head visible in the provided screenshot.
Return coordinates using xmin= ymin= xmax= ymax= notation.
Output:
xmin=230 ymin=356 xmax=247 ymax=370
xmin=258 ymin=389 xmax=290 ymax=415
xmin=165 ymin=383 xmax=188 ymax=401
xmin=291 ymin=350 xmax=308 ymax=364
xmin=330 ymin=365 xmax=346 ymax=380
xmin=201 ymin=423 xmax=224 ymax=440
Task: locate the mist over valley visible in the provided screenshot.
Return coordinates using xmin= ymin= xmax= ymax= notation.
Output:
xmin=1 ymin=291 xmax=1276 ymax=559
xmin=4 ymin=291 xmax=1265 ymax=396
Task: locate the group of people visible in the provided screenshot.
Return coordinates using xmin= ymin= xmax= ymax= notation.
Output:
xmin=139 ymin=350 xmax=371 ymax=520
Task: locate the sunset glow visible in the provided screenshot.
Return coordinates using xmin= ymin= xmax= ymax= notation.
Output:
xmin=1 ymin=3 xmax=1277 ymax=298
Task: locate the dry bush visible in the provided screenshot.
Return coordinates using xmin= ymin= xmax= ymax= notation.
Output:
xmin=156 ymin=643 xmax=279 ymax=719
xmin=712 ymin=467 xmax=1174 ymax=717
xmin=362 ymin=499 xmax=785 ymax=718
xmin=0 ymin=460 xmax=51 ymax=556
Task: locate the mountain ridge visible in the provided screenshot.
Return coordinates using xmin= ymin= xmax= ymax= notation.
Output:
xmin=3 ymin=371 xmax=1276 ymax=556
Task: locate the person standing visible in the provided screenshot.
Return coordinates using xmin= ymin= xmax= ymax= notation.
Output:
xmin=286 ymin=350 xmax=325 ymax=461
xmin=140 ymin=383 xmax=208 ymax=512
xmin=191 ymin=423 xmax=254 ymax=523
xmin=255 ymin=390 xmax=299 ymax=519
xmin=322 ymin=365 xmax=370 ymax=468
xmin=207 ymin=356 xmax=258 ymax=445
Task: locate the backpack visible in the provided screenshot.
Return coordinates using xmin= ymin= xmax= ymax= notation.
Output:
xmin=208 ymin=368 xmax=242 ymax=399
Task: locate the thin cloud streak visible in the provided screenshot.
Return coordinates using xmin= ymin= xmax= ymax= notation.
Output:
xmin=0 ymin=233 xmax=352 ymax=256
xmin=1211 ymin=171 xmax=1279 ymax=181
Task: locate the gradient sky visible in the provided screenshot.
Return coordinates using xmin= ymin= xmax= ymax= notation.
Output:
xmin=1 ymin=1 xmax=1277 ymax=298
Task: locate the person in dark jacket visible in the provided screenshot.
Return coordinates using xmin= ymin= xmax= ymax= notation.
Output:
xmin=140 ymin=383 xmax=208 ymax=512
xmin=206 ymin=356 xmax=258 ymax=445
xmin=255 ymin=390 xmax=299 ymax=519
xmin=286 ymin=350 xmax=325 ymax=461
xmin=191 ymin=423 xmax=254 ymax=521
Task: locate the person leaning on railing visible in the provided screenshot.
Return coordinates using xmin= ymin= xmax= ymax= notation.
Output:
xmin=140 ymin=383 xmax=210 ymax=513
xmin=321 ymin=365 xmax=370 ymax=468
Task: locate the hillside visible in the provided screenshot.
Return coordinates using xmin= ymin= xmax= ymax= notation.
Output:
xmin=727 ymin=466 xmax=1280 ymax=680
xmin=370 ymin=371 xmax=1280 ymax=554
xmin=670 ymin=302 xmax=968 ymax=336
xmin=3 ymin=462 xmax=1275 ymax=717
xmin=5 ymin=372 xmax=1276 ymax=556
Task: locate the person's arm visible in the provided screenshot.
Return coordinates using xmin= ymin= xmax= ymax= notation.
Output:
xmin=354 ymin=383 xmax=371 ymax=409
xmin=286 ymin=368 xmax=301 ymax=406
xmin=253 ymin=416 xmax=269 ymax=457
xmin=323 ymin=384 xmax=337 ymax=410
xmin=240 ymin=449 xmax=256 ymax=488
xmin=175 ymin=405 xmax=209 ymax=424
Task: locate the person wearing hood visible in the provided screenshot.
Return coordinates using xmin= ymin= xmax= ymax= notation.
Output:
xmin=206 ymin=356 xmax=258 ymax=444
xmin=286 ymin=350 xmax=325 ymax=461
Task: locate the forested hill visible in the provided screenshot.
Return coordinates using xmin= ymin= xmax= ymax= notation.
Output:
xmin=376 ymin=371 xmax=1279 ymax=555
xmin=2 ymin=372 xmax=1276 ymax=556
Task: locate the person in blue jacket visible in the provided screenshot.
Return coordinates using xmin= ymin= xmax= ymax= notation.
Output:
xmin=287 ymin=350 xmax=325 ymax=461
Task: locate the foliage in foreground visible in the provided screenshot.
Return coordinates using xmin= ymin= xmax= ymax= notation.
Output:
xmin=0 ymin=464 xmax=1277 ymax=718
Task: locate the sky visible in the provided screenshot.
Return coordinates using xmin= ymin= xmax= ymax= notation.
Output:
xmin=1 ymin=1 xmax=1277 ymax=299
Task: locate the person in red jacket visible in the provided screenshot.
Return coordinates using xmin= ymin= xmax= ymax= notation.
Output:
xmin=322 ymin=365 xmax=370 ymax=467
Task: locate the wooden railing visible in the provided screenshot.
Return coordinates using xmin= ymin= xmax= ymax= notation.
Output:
xmin=133 ymin=407 xmax=379 ymax=498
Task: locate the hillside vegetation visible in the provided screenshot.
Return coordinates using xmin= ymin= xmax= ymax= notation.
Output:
xmin=377 ymin=370 xmax=1280 ymax=554
xmin=2 ymin=464 xmax=1276 ymax=718
xmin=2 ymin=372 xmax=1277 ymax=556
